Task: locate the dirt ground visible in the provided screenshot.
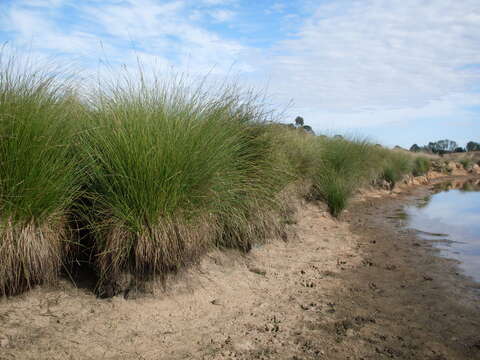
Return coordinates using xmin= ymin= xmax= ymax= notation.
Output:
xmin=0 ymin=177 xmax=479 ymax=360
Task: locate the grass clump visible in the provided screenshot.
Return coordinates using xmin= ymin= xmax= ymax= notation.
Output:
xmin=412 ymin=156 xmax=431 ymax=176
xmin=79 ymin=74 xmax=290 ymax=290
xmin=268 ymin=124 xmax=319 ymax=181
xmin=0 ymin=54 xmax=446 ymax=296
xmin=381 ymin=151 xmax=412 ymax=188
xmin=459 ymin=158 xmax=473 ymax=169
xmin=0 ymin=53 xmax=82 ymax=295
xmin=311 ymin=137 xmax=378 ymax=217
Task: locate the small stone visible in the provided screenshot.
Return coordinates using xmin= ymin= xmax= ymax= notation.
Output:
xmin=248 ymin=267 xmax=267 ymax=276
xmin=265 ymin=323 xmax=280 ymax=332
xmin=210 ymin=299 xmax=221 ymax=305
xmin=0 ymin=337 xmax=9 ymax=348
xmin=346 ymin=328 xmax=355 ymax=337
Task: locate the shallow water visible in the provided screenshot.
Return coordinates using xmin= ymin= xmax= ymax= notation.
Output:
xmin=404 ymin=179 xmax=480 ymax=282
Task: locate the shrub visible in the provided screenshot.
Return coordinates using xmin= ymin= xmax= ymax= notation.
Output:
xmin=412 ymin=157 xmax=431 ymax=176
xmin=78 ymin=74 xmax=291 ymax=291
xmin=381 ymin=152 xmax=412 ymax=188
xmin=459 ymin=158 xmax=473 ymax=169
xmin=0 ymin=53 xmax=83 ymax=295
xmin=267 ymin=124 xmax=319 ymax=182
xmin=311 ymin=137 xmax=378 ymax=216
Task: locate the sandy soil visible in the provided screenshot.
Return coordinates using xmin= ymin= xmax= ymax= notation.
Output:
xmin=0 ymin=177 xmax=479 ymax=359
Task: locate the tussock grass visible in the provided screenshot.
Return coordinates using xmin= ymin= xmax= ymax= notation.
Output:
xmin=0 ymin=54 xmax=445 ymax=295
xmin=311 ymin=137 xmax=379 ymax=217
xmin=381 ymin=151 xmax=413 ymax=188
xmin=268 ymin=124 xmax=320 ymax=181
xmin=0 ymin=219 xmax=70 ymax=295
xmin=412 ymin=156 xmax=431 ymax=176
xmin=79 ymin=73 xmax=290 ymax=288
xmin=459 ymin=158 xmax=473 ymax=169
xmin=0 ymin=53 xmax=82 ymax=295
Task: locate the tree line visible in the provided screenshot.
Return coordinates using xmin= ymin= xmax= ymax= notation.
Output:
xmin=285 ymin=117 xmax=478 ymax=156
xmin=409 ymin=140 xmax=480 ymax=154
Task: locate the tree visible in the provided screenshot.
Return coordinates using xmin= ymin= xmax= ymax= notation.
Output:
xmin=426 ymin=139 xmax=458 ymax=154
xmin=454 ymin=147 xmax=466 ymax=153
xmin=409 ymin=144 xmax=421 ymax=152
xmin=302 ymin=125 xmax=315 ymax=135
xmin=466 ymin=141 xmax=480 ymax=152
xmin=294 ymin=116 xmax=304 ymax=127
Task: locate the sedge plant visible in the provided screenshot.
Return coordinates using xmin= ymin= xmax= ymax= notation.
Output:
xmin=311 ymin=137 xmax=378 ymax=217
xmin=79 ymin=72 xmax=290 ymax=292
xmin=381 ymin=151 xmax=413 ymax=188
xmin=412 ymin=156 xmax=431 ymax=176
xmin=0 ymin=52 xmax=83 ymax=295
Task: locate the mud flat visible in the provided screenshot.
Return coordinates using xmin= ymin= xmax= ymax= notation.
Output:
xmin=338 ymin=176 xmax=480 ymax=360
xmin=0 ymin=177 xmax=479 ymax=359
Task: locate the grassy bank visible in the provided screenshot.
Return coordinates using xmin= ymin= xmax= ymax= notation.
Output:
xmin=0 ymin=57 xmax=436 ymax=295
xmin=79 ymin=76 xmax=292 ymax=290
xmin=0 ymin=55 xmax=83 ymax=295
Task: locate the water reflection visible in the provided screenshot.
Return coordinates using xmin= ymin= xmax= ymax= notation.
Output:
xmin=404 ymin=178 xmax=480 ymax=282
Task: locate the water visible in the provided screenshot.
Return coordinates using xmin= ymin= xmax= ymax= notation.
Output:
xmin=404 ymin=179 xmax=480 ymax=282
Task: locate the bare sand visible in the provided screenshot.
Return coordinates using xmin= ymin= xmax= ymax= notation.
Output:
xmin=0 ymin=177 xmax=479 ymax=359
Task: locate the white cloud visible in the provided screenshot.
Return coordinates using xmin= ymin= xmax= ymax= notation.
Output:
xmin=20 ymin=0 xmax=65 ymax=7
xmin=292 ymin=92 xmax=480 ymax=131
xmin=258 ymin=0 xmax=480 ymax=122
xmin=210 ymin=9 xmax=235 ymax=22
xmin=2 ymin=0 xmax=248 ymax=75
xmin=81 ymin=0 xmax=186 ymax=38
xmin=4 ymin=6 xmax=117 ymax=59
xmin=266 ymin=2 xmax=286 ymax=14
xmin=201 ymin=0 xmax=234 ymax=5
xmin=78 ymin=0 xmax=247 ymax=73
xmin=8 ymin=7 xmax=53 ymax=38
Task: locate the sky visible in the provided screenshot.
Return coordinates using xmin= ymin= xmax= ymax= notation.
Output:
xmin=0 ymin=0 xmax=479 ymax=148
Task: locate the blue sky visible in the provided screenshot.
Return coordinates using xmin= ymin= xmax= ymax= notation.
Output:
xmin=1 ymin=0 xmax=479 ymax=148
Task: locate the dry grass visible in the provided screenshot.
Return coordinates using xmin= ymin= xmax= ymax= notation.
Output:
xmin=94 ymin=216 xmax=216 ymax=285
xmin=0 ymin=217 xmax=70 ymax=295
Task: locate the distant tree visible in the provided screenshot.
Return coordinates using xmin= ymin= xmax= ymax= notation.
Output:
xmin=466 ymin=141 xmax=480 ymax=152
xmin=442 ymin=139 xmax=458 ymax=152
xmin=426 ymin=139 xmax=458 ymax=154
xmin=290 ymin=116 xmax=315 ymax=135
xmin=333 ymin=134 xmax=344 ymax=139
xmin=410 ymin=144 xmax=421 ymax=152
xmin=294 ymin=116 xmax=304 ymax=127
xmin=302 ymin=125 xmax=315 ymax=135
xmin=454 ymin=147 xmax=466 ymax=153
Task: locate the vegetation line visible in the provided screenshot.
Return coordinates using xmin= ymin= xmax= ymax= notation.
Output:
xmin=0 ymin=54 xmax=474 ymax=296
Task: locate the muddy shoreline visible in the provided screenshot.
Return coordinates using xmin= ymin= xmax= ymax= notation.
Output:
xmin=333 ymin=176 xmax=480 ymax=359
xmin=0 ymin=176 xmax=479 ymax=359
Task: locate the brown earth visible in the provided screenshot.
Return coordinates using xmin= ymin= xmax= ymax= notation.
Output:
xmin=444 ymin=150 xmax=480 ymax=163
xmin=0 ymin=176 xmax=479 ymax=359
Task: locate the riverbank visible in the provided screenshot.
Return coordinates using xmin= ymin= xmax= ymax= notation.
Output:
xmin=0 ymin=175 xmax=479 ymax=359
xmin=339 ymin=176 xmax=480 ymax=359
